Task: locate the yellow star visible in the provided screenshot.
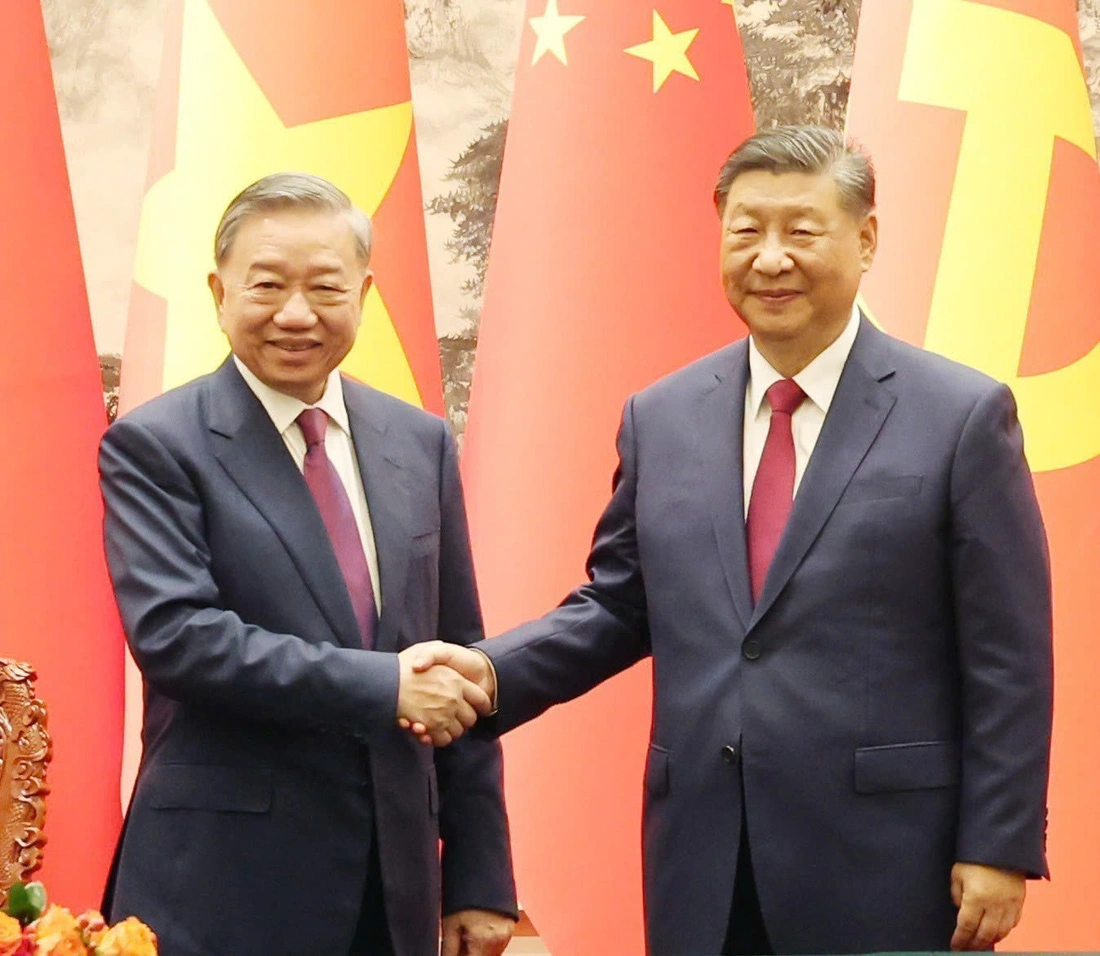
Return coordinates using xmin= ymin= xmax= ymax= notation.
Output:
xmin=132 ymin=0 xmax=421 ymax=404
xmin=530 ymin=0 xmax=585 ymax=65
xmin=625 ymin=10 xmax=700 ymax=92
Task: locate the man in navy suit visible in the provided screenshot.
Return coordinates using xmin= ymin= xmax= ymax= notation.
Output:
xmin=100 ymin=172 xmax=517 ymax=956
xmin=409 ymin=127 xmax=1053 ymax=954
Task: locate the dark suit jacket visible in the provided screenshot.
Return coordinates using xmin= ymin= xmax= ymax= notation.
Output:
xmin=478 ymin=319 xmax=1052 ymax=955
xmin=99 ymin=359 xmax=516 ymax=956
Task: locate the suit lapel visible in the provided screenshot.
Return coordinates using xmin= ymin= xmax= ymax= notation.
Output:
xmin=699 ymin=342 xmax=754 ymax=631
xmin=206 ymin=360 xmax=364 ymax=648
xmin=344 ymin=383 xmax=411 ymax=654
xmin=749 ymin=320 xmax=898 ymax=627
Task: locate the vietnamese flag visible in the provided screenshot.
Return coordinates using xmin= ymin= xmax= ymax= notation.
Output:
xmin=0 ymin=2 xmax=125 ymax=908
xmin=462 ymin=1 xmax=753 ymax=950
xmin=117 ymin=0 xmax=443 ymax=795
xmin=846 ymin=0 xmax=1100 ymax=948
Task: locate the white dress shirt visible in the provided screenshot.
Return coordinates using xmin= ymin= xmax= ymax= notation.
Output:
xmin=233 ymin=356 xmax=382 ymax=611
xmin=743 ymin=305 xmax=861 ymax=516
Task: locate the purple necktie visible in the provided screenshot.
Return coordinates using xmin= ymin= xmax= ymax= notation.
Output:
xmin=746 ymin=379 xmax=806 ymax=604
xmin=297 ymin=408 xmax=377 ymax=647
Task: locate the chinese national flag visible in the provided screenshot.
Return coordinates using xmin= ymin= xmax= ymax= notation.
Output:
xmin=118 ymin=0 xmax=442 ymax=794
xmin=0 ymin=3 xmax=125 ymax=908
xmin=846 ymin=0 xmax=1100 ymax=948
xmin=462 ymin=1 xmax=753 ymax=950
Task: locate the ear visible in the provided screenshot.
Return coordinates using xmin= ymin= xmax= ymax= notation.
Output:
xmin=859 ymin=212 xmax=878 ymax=272
xmin=358 ymin=270 xmax=374 ymax=312
xmin=208 ymin=272 xmax=227 ymax=329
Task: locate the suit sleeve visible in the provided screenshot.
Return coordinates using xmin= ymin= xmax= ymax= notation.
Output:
xmin=950 ymin=383 xmax=1053 ymax=878
xmin=431 ymin=425 xmax=518 ymax=918
xmin=99 ymin=416 xmax=400 ymax=738
xmin=476 ymin=396 xmax=652 ymax=735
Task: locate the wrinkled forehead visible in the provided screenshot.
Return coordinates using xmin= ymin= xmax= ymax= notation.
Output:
xmin=225 ymin=207 xmax=360 ymax=266
xmin=722 ymin=169 xmax=845 ymax=218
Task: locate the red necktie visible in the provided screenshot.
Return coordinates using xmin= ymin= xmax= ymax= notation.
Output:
xmin=297 ymin=409 xmax=377 ymax=647
xmin=746 ymin=379 xmax=806 ymax=604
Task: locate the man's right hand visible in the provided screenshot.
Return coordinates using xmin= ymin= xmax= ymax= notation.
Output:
xmin=397 ymin=642 xmax=497 ymax=745
xmin=396 ymin=646 xmax=493 ymax=746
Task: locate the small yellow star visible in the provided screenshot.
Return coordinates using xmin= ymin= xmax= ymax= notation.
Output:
xmin=625 ymin=10 xmax=700 ymax=92
xmin=530 ymin=0 xmax=585 ymax=66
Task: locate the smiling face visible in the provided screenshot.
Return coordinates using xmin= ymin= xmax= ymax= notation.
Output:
xmin=719 ymin=169 xmax=877 ymax=374
xmin=208 ymin=207 xmax=373 ymax=404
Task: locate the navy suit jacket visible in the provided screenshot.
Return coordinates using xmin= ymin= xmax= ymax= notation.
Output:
xmin=99 ymin=359 xmax=516 ymax=956
xmin=478 ymin=319 xmax=1052 ymax=955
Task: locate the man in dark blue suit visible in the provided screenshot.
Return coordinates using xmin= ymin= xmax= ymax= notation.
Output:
xmin=409 ymin=127 xmax=1053 ymax=955
xmin=100 ymin=173 xmax=517 ymax=956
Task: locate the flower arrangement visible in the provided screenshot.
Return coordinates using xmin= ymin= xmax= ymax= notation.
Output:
xmin=0 ymin=884 xmax=156 ymax=956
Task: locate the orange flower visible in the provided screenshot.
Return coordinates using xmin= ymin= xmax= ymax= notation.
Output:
xmin=76 ymin=913 xmax=106 ymax=949
xmin=94 ymin=919 xmax=157 ymax=956
xmin=0 ymin=913 xmax=31 ymax=956
xmin=30 ymin=905 xmax=86 ymax=956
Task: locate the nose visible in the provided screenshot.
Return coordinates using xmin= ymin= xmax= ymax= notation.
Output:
xmin=274 ymin=290 xmax=316 ymax=327
xmin=752 ymin=236 xmax=792 ymax=277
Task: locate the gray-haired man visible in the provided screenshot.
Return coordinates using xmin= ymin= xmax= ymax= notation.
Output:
xmin=100 ymin=172 xmax=517 ymax=956
xmin=410 ymin=126 xmax=1053 ymax=955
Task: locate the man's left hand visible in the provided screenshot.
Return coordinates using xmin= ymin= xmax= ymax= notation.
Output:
xmin=441 ymin=910 xmax=515 ymax=956
xmin=950 ymin=862 xmax=1026 ymax=951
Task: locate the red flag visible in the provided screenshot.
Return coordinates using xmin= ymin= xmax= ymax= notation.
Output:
xmin=118 ymin=0 xmax=443 ymax=795
xmin=462 ymin=2 xmax=753 ymax=949
xmin=0 ymin=3 xmax=124 ymax=908
xmin=846 ymin=0 xmax=1100 ymax=947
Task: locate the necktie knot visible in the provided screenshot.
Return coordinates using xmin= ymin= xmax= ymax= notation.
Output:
xmin=297 ymin=408 xmax=328 ymax=449
xmin=766 ymin=379 xmax=805 ymax=417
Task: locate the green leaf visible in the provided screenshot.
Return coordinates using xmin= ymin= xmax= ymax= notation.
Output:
xmin=5 ymin=881 xmax=47 ymax=925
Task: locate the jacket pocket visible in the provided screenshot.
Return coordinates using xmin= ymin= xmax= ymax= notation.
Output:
xmin=427 ymin=765 xmax=439 ymax=816
xmin=144 ymin=764 xmax=272 ymax=813
xmin=645 ymin=744 xmax=670 ymax=798
xmin=410 ymin=527 xmax=441 ymax=556
xmin=842 ymin=475 xmax=923 ymax=504
xmin=854 ymin=740 xmax=960 ymax=794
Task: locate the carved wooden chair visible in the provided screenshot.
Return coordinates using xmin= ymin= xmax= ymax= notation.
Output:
xmin=0 ymin=659 xmax=51 ymax=904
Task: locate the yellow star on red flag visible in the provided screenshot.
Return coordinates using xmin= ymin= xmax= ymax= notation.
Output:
xmin=625 ymin=10 xmax=700 ymax=92
xmin=530 ymin=0 xmax=585 ymax=66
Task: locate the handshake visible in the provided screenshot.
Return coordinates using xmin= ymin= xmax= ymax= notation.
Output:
xmin=395 ymin=642 xmax=497 ymax=746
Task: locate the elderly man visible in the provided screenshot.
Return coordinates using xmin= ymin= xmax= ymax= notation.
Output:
xmin=100 ymin=172 xmax=517 ymax=956
xmin=410 ymin=126 xmax=1053 ymax=955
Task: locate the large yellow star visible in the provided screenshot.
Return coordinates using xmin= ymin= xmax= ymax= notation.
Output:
xmin=132 ymin=0 xmax=421 ymax=404
xmin=625 ymin=10 xmax=701 ymax=92
xmin=529 ymin=0 xmax=585 ymax=66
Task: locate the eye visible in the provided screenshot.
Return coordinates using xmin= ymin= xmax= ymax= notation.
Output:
xmin=253 ymin=281 xmax=280 ymax=290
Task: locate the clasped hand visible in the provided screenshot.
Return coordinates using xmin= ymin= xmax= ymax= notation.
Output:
xmin=396 ymin=642 xmax=496 ymax=746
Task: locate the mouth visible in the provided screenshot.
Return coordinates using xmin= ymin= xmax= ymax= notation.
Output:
xmin=269 ymin=340 xmax=320 ymax=353
xmin=751 ymin=290 xmax=802 ymax=308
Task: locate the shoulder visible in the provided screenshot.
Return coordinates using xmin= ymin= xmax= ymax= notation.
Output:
xmin=864 ymin=324 xmax=1006 ymax=407
xmin=105 ymin=373 xmax=213 ymax=442
xmin=342 ymin=377 xmax=452 ymax=446
xmin=630 ymin=341 xmax=745 ymax=411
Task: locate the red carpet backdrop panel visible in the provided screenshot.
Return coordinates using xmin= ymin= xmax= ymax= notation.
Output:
xmin=0 ymin=1 xmax=125 ymax=910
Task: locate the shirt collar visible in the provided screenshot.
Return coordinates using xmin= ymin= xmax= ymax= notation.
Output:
xmin=232 ymin=355 xmax=351 ymax=437
xmin=747 ymin=303 xmax=861 ymax=418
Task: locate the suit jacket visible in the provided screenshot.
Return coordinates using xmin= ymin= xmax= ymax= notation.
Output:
xmin=99 ymin=359 xmax=516 ymax=956
xmin=478 ymin=319 xmax=1052 ymax=955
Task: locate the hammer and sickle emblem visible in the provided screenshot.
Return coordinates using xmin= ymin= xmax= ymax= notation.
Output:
xmin=896 ymin=0 xmax=1099 ymax=472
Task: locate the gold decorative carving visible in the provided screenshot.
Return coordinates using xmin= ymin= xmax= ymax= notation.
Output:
xmin=0 ymin=659 xmax=51 ymax=904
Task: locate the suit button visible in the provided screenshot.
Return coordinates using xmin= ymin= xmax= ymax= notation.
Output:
xmin=742 ymin=640 xmax=761 ymax=661
xmin=721 ymin=744 xmax=740 ymax=764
